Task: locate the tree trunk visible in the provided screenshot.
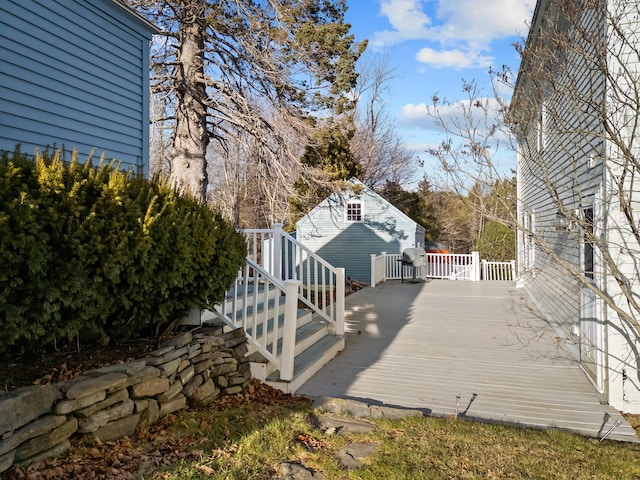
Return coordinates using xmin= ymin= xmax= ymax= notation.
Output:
xmin=170 ymin=0 xmax=208 ymax=201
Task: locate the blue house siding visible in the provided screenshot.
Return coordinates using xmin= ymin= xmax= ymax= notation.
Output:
xmin=0 ymin=0 xmax=157 ymax=174
xmin=296 ymin=180 xmax=426 ymax=283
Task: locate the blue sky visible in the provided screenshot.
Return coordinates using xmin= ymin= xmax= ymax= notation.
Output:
xmin=344 ymin=0 xmax=536 ymax=181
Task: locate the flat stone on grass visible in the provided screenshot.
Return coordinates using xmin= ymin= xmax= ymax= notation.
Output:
xmin=335 ymin=442 xmax=379 ymax=470
xmin=276 ymin=462 xmax=325 ymax=480
xmin=311 ymin=413 xmax=377 ymax=436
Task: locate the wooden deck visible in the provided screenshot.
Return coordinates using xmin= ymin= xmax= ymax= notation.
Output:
xmin=297 ymin=280 xmax=639 ymax=442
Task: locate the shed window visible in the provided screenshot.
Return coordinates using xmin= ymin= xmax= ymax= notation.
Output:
xmin=346 ymin=201 xmax=363 ymax=222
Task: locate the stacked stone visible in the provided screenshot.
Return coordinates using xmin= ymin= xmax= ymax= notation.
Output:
xmin=0 ymin=385 xmax=65 ymax=473
xmin=0 ymin=327 xmax=251 ymax=474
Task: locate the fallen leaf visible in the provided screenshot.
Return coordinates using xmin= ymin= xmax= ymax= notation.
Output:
xmin=198 ymin=464 xmax=216 ymax=475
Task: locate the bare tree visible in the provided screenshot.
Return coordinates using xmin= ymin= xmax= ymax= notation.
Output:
xmin=425 ymin=76 xmax=516 ymax=253
xmin=350 ymin=53 xmax=421 ymax=190
xmin=428 ymin=0 xmax=640 ymax=413
xmin=129 ymin=0 xmax=365 ymax=202
xmin=207 ymin=110 xmax=304 ymax=228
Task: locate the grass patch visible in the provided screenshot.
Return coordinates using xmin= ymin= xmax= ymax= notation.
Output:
xmin=150 ymin=402 xmax=640 ymax=480
xmin=9 ymin=384 xmax=640 ymax=479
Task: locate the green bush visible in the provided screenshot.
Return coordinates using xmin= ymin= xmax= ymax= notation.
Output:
xmin=475 ymin=220 xmax=516 ymax=262
xmin=0 ymin=149 xmax=246 ymax=353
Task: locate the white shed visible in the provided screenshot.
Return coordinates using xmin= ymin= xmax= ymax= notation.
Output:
xmin=295 ymin=179 xmax=426 ymax=283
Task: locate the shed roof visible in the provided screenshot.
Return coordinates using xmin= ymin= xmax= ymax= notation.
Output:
xmin=298 ymin=178 xmax=426 ymax=234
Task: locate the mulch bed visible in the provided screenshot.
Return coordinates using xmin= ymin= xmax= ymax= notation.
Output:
xmin=1 ymin=338 xmax=158 ymax=392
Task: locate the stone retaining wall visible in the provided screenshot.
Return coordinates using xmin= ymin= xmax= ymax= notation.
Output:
xmin=0 ymin=326 xmax=251 ymax=473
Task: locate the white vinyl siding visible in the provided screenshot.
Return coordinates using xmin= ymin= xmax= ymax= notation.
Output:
xmin=0 ymin=0 xmax=156 ymax=173
xmin=514 ymin=0 xmax=607 ymax=343
xmin=514 ymin=0 xmax=640 ymax=411
xmin=522 ymin=211 xmax=536 ymax=271
xmin=537 ymin=102 xmax=546 ymax=152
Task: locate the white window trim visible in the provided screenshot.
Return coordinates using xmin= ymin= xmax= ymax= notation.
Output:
xmin=580 ymin=199 xmax=595 ymax=284
xmin=537 ymin=102 xmax=546 ymax=152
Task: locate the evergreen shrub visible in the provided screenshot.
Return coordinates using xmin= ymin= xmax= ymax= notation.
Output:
xmin=0 ymin=150 xmax=246 ymax=353
xmin=475 ymin=220 xmax=516 ymax=262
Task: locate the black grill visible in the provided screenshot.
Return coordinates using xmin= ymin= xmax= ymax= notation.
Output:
xmin=399 ymin=247 xmax=426 ymax=283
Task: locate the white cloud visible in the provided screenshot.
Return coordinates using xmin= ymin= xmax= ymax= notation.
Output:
xmin=397 ymin=98 xmax=516 ymax=178
xmin=396 ymin=103 xmax=438 ymax=130
xmin=373 ymin=0 xmax=534 ymax=47
xmin=371 ymin=0 xmax=535 ymax=69
xmin=435 ymin=0 xmax=535 ymax=44
xmin=397 ymin=97 xmax=506 ymax=133
xmin=370 ymin=0 xmax=433 ymax=48
xmin=416 ymin=47 xmax=493 ymax=69
xmin=381 ymin=0 xmax=432 ymax=35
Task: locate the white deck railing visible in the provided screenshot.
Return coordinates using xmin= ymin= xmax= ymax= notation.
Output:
xmin=241 ymin=224 xmax=345 ymax=334
xmin=370 ymin=252 xmax=518 ymax=286
xmin=210 ymin=224 xmax=345 ymax=381
xmin=482 ymin=260 xmax=516 ymax=281
xmin=213 ymin=258 xmax=299 ymax=380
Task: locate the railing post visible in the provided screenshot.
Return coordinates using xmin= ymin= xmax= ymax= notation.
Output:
xmin=471 ymin=251 xmax=481 ymax=281
xmin=335 ymin=268 xmax=345 ymax=335
xmin=370 ymin=254 xmax=377 ymax=287
xmin=510 ymin=260 xmax=516 ymax=282
xmin=272 ymin=223 xmax=283 ymax=281
xmin=280 ymin=279 xmax=301 ymax=381
xmin=482 ymin=259 xmax=487 ymax=281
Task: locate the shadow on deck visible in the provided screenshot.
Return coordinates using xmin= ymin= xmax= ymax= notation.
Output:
xmin=297 ymin=280 xmax=639 ymax=443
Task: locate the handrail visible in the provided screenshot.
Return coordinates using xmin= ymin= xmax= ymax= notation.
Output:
xmin=281 ymin=230 xmax=345 ymax=334
xmin=211 ymin=257 xmax=299 ymax=380
xmin=210 ymin=224 xmax=346 ymax=382
xmin=240 ymin=225 xmax=345 ymax=335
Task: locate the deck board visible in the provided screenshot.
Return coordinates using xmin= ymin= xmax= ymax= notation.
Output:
xmin=297 ymin=280 xmax=639 ymax=442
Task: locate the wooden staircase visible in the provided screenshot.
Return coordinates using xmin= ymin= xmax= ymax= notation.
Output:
xmin=194 ymin=224 xmax=346 ymax=394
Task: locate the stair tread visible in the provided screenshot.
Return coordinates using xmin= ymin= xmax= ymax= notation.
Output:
xmin=246 ymin=315 xmax=328 ymax=363
xmin=227 ymin=295 xmax=286 ymax=318
xmin=267 ymin=334 xmax=343 ymax=382
xmin=227 ymin=282 xmax=277 ymax=297
xmin=243 ymin=308 xmax=312 ymax=336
